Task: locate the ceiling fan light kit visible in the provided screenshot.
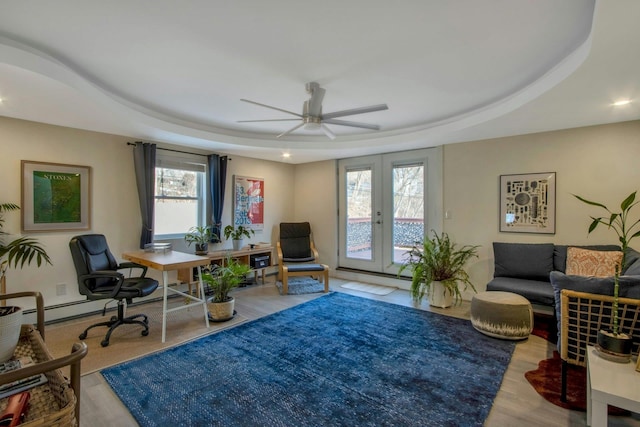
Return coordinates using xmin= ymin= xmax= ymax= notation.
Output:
xmin=239 ymin=82 xmax=388 ymax=139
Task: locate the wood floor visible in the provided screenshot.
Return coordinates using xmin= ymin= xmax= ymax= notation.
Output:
xmin=78 ymin=278 xmax=640 ymax=426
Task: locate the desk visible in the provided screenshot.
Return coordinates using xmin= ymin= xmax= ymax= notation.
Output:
xmin=122 ymin=250 xmax=210 ymax=343
xmin=586 ymin=345 xmax=640 ymax=426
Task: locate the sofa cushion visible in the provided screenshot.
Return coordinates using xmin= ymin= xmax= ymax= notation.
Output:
xmin=565 ymin=247 xmax=623 ymax=277
xmin=553 ymin=245 xmax=620 ymax=272
xmin=624 ymin=248 xmax=640 ymax=273
xmin=625 ymin=258 xmax=640 ymax=276
xmin=486 ymin=277 xmax=555 ymax=306
xmin=493 ymin=242 xmax=554 ymax=281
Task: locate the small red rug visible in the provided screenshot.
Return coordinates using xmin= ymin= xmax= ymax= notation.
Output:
xmin=525 ymin=346 xmax=628 ymax=415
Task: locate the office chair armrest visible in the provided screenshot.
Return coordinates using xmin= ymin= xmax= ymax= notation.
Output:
xmin=117 ymin=262 xmax=149 ymax=277
xmin=79 ymin=271 xmax=125 ymax=299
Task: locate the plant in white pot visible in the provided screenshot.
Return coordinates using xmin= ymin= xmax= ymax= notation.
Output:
xmin=398 ymin=230 xmax=479 ymax=308
xmin=201 ymin=256 xmax=252 ymax=321
xmin=223 ymin=225 xmax=254 ymax=251
xmin=574 ymin=191 xmax=640 ymax=359
xmin=0 ymin=203 xmax=52 ymax=362
xmin=184 ymin=225 xmax=217 ymax=255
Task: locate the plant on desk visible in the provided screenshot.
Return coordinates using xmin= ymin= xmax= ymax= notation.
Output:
xmin=184 ymin=225 xmax=217 ymax=255
xmin=201 ymin=256 xmax=252 ymax=321
xmin=223 ymin=225 xmax=255 ymax=251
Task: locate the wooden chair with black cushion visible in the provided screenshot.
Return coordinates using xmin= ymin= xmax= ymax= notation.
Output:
xmin=69 ymin=234 xmax=159 ymax=347
xmin=277 ymin=222 xmax=329 ymax=294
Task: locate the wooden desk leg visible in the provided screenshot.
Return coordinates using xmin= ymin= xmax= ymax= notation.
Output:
xmin=161 ymin=271 xmax=169 ymax=343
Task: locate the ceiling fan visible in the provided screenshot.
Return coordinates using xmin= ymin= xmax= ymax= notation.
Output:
xmin=238 ymin=82 xmax=388 ymax=140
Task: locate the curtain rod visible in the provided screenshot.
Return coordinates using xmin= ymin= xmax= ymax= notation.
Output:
xmin=127 ymin=142 xmax=230 ymax=159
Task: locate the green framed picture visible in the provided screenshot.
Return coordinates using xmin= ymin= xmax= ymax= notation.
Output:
xmin=21 ymin=160 xmax=91 ymax=232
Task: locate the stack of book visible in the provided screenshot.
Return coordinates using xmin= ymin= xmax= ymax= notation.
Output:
xmin=144 ymin=242 xmax=172 ymax=253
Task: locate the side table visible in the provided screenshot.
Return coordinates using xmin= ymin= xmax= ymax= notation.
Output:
xmin=586 ymin=345 xmax=640 ymax=426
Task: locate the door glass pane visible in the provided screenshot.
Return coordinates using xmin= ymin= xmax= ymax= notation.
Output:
xmin=393 ymin=164 xmax=424 ymax=263
xmin=346 ymin=169 xmax=372 ymax=260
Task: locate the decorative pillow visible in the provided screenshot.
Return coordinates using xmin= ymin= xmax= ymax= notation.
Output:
xmin=565 ymin=247 xmax=623 ymax=277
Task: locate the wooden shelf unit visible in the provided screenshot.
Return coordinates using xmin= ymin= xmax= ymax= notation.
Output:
xmin=177 ymin=246 xmax=274 ymax=285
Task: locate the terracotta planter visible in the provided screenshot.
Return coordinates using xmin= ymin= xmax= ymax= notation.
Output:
xmin=0 ymin=306 xmax=23 ymax=362
xmin=207 ymin=297 xmax=235 ymax=321
xmin=429 ymin=281 xmax=453 ymax=308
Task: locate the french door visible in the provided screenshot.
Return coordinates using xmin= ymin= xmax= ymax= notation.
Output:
xmin=337 ymin=147 xmax=443 ymax=275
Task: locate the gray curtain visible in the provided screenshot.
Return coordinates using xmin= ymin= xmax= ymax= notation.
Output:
xmin=133 ymin=142 xmax=156 ymax=248
xmin=207 ymin=154 xmax=227 ymax=243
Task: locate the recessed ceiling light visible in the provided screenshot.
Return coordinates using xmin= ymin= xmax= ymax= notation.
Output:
xmin=612 ymin=99 xmax=632 ymax=106
xmin=282 ymin=153 xmax=291 ymax=158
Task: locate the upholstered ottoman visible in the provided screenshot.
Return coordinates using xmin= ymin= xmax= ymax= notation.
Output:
xmin=470 ymin=291 xmax=533 ymax=340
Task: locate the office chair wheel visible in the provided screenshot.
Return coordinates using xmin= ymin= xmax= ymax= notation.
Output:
xmin=79 ymin=332 xmax=87 ymax=340
xmin=101 ymin=339 xmax=110 ymax=347
xmin=141 ymin=330 xmax=149 ymax=336
xmin=110 ymin=316 xmax=117 ymax=322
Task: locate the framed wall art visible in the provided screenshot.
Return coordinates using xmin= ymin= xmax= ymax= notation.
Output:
xmin=499 ymin=172 xmax=556 ymax=234
xmin=21 ymin=160 xmax=91 ymax=232
xmin=233 ymin=175 xmax=264 ymax=232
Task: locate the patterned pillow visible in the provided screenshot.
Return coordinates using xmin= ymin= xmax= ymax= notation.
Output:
xmin=565 ymin=247 xmax=623 ymax=277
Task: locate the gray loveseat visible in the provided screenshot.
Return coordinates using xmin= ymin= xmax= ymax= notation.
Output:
xmin=486 ymin=242 xmax=640 ymax=307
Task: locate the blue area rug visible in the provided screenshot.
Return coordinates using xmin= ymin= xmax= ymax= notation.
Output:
xmin=102 ymin=292 xmax=515 ymax=426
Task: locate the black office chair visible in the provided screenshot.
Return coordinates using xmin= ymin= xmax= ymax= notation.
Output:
xmin=69 ymin=234 xmax=159 ymax=347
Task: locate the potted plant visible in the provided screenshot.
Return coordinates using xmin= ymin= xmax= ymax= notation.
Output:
xmin=184 ymin=225 xmax=217 ymax=255
xmin=201 ymin=256 xmax=252 ymax=321
xmin=223 ymin=225 xmax=255 ymax=251
xmin=398 ymin=230 xmax=479 ymax=308
xmin=574 ymin=191 xmax=640 ymax=359
xmin=0 ymin=203 xmax=52 ymax=362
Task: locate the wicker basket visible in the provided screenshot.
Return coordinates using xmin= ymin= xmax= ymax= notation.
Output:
xmin=0 ymin=325 xmax=77 ymax=426
xmin=0 ymin=292 xmax=87 ymax=426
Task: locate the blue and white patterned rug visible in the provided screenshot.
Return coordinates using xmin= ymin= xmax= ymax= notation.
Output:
xmin=102 ymin=292 xmax=515 ymax=426
xmin=275 ymin=276 xmax=326 ymax=294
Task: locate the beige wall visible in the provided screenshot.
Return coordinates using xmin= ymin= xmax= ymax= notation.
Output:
xmin=0 ymin=117 xmax=294 ymax=319
xmin=293 ymin=120 xmax=640 ymax=298
xmin=2 ymin=115 xmax=639 ymax=317
xmin=444 ymin=120 xmax=640 ymax=298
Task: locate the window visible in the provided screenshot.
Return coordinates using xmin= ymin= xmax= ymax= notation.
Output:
xmin=153 ymin=152 xmax=206 ymax=239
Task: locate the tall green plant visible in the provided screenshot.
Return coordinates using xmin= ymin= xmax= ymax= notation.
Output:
xmin=398 ymin=230 xmax=479 ymax=305
xmin=0 ymin=203 xmax=52 ymax=282
xmin=574 ymin=191 xmax=640 ymax=335
xmin=201 ymin=256 xmax=252 ymax=303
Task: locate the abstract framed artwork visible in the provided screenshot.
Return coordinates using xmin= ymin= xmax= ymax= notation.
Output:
xmin=499 ymin=172 xmax=556 ymax=234
xmin=233 ymin=175 xmax=264 ymax=232
xmin=21 ymin=160 xmax=91 ymax=232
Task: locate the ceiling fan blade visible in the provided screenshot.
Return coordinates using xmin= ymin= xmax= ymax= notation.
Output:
xmin=322 ymin=118 xmax=380 ymax=130
xmin=321 ymin=104 xmax=388 ymax=120
xmin=240 ymin=99 xmax=303 ymax=118
xmin=321 ymin=124 xmax=336 ymax=140
xmin=237 ymin=119 xmax=302 ymax=123
xmin=307 ymin=83 xmax=325 ymax=117
xmin=277 ymin=122 xmax=305 ymax=138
